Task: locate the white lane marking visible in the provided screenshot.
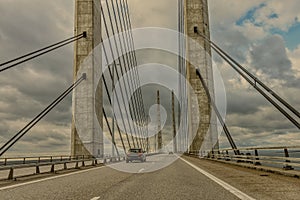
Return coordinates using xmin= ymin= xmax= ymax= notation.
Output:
xmin=179 ymin=157 xmax=256 ymax=200
xmin=0 ymin=165 xmax=106 ymax=191
xmin=138 ymin=168 xmax=145 ymax=173
xmin=90 ymin=197 xmax=100 ymax=200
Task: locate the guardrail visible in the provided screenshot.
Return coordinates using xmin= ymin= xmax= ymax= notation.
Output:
xmin=187 ymin=146 xmax=300 ymax=170
xmin=104 ymin=156 xmax=126 ymax=163
xmin=0 ymin=153 xmax=159 ymax=180
xmin=0 ymin=154 xmax=130 ymax=180
xmin=0 ymin=155 xmax=101 ymax=180
xmin=0 ymin=155 xmax=90 ymax=166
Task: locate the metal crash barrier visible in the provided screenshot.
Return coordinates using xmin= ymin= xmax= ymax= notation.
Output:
xmin=0 ymin=155 xmax=124 ymax=180
xmin=187 ymin=146 xmax=300 ymax=171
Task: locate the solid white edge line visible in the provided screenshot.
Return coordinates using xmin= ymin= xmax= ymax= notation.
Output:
xmin=0 ymin=165 xmax=106 ymax=191
xmin=179 ymin=157 xmax=256 ymax=200
xmin=90 ymin=197 xmax=100 ymax=200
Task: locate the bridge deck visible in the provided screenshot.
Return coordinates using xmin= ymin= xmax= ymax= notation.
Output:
xmin=0 ymin=155 xmax=299 ymax=200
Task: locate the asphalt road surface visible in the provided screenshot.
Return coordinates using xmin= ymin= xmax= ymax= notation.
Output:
xmin=0 ymin=154 xmax=299 ymax=200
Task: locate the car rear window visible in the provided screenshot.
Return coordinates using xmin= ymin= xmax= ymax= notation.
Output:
xmin=129 ymin=149 xmax=142 ymax=153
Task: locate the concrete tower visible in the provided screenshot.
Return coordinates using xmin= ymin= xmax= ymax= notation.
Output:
xmin=185 ymin=0 xmax=216 ymax=153
xmin=71 ymin=0 xmax=103 ymax=157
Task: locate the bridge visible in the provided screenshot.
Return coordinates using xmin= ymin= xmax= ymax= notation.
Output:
xmin=0 ymin=0 xmax=300 ymax=199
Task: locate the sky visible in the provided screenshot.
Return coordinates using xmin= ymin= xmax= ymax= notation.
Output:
xmin=0 ymin=0 xmax=299 ymax=156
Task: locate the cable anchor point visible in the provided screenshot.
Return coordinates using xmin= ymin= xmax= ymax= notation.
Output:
xmin=83 ymin=31 xmax=87 ymax=38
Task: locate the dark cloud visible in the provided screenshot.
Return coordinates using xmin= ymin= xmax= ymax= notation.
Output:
xmin=212 ymin=26 xmax=251 ymax=63
xmin=0 ymin=0 xmax=74 ymax=156
xmin=226 ymin=90 xmax=267 ymax=115
xmin=250 ymin=35 xmax=293 ymax=79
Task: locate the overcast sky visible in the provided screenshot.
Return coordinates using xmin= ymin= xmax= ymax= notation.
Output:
xmin=0 ymin=0 xmax=299 ymax=156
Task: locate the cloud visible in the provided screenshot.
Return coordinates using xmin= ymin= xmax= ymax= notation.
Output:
xmin=226 ymin=90 xmax=267 ymax=115
xmin=209 ymin=0 xmax=264 ymax=27
xmin=0 ymin=0 xmax=74 ymax=156
xmin=249 ymin=35 xmax=293 ymax=80
xmin=129 ymin=0 xmax=177 ymax=29
xmin=219 ymin=126 xmax=300 ymax=148
xmin=287 ymin=45 xmax=300 ymax=78
xmin=255 ymin=0 xmax=300 ymax=32
xmin=1 ymin=119 xmax=71 ymax=155
xmin=210 ymin=0 xmax=300 ymax=148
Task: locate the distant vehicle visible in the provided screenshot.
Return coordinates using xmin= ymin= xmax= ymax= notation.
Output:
xmin=126 ymin=148 xmax=146 ymax=163
xmin=169 ymin=151 xmax=173 ymax=154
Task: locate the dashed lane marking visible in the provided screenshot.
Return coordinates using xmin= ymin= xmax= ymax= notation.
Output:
xmin=0 ymin=165 xmax=107 ymax=191
xmin=138 ymin=168 xmax=145 ymax=173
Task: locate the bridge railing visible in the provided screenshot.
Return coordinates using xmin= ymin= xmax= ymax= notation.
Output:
xmin=0 ymin=155 xmax=98 ymax=180
xmin=0 ymin=154 xmax=129 ymax=180
xmin=188 ymin=146 xmax=300 ymax=170
xmin=0 ymin=155 xmax=91 ymax=166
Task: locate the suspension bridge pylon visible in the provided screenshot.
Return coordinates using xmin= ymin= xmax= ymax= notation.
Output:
xmin=185 ymin=0 xmax=218 ymax=153
xmin=71 ymin=0 xmax=103 ymax=157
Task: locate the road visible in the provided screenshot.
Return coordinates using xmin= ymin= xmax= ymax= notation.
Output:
xmin=0 ymin=154 xmax=299 ymax=200
xmin=109 ymin=153 xmax=178 ymax=173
